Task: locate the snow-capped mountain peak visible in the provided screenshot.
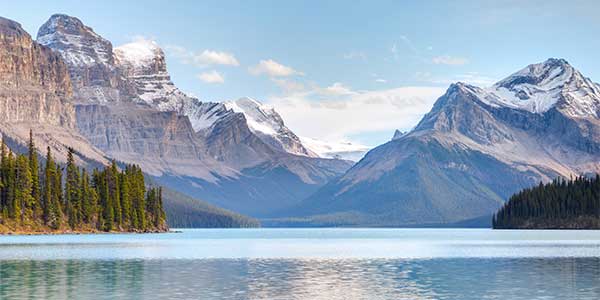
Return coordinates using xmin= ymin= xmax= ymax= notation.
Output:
xmin=37 ymin=14 xmax=113 ymax=67
xmin=471 ymin=58 xmax=600 ymax=117
xmin=114 ymin=38 xmax=163 ymax=74
xmin=223 ymin=97 xmax=318 ymax=157
xmin=224 ymin=97 xmax=281 ymax=136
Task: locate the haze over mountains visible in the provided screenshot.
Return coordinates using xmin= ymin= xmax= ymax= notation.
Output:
xmin=1 ymin=13 xmax=599 ymax=227
xmin=290 ymin=58 xmax=600 ymax=226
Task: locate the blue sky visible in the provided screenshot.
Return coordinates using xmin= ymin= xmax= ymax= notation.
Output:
xmin=5 ymin=0 xmax=600 ymax=146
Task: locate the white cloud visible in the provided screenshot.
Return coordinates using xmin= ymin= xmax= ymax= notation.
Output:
xmin=321 ymin=82 xmax=357 ymax=96
xmin=195 ymin=50 xmax=239 ymax=66
xmin=197 ymin=70 xmax=225 ymax=84
xmin=416 ymin=71 xmax=497 ymax=86
xmin=165 ymin=45 xmax=239 ymax=67
xmin=267 ymin=86 xmax=445 ymax=142
xmin=249 ymin=59 xmax=304 ymax=77
xmin=375 ymin=78 xmax=387 ymax=83
xmin=432 ymin=55 xmax=469 ymax=65
xmin=271 ymin=78 xmax=306 ymax=93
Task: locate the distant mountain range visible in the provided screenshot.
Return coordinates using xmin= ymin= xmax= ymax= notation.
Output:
xmin=286 ymin=58 xmax=600 ymax=226
xmin=2 ymin=13 xmax=598 ymax=228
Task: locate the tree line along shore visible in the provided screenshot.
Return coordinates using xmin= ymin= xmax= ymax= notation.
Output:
xmin=0 ymin=130 xmax=167 ymax=234
xmin=493 ymin=175 xmax=600 ymax=229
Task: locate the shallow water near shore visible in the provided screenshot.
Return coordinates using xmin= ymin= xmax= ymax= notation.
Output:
xmin=1 ymin=228 xmax=600 ymax=299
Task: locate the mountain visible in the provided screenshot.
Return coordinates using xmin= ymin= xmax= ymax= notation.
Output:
xmin=223 ymin=97 xmax=317 ymax=157
xmin=391 ymin=130 xmax=406 ymax=140
xmin=0 ymin=15 xmax=260 ymax=228
xmin=300 ymin=137 xmax=370 ymax=161
xmin=289 ymin=58 xmax=600 ymax=226
xmin=37 ymin=14 xmax=352 ymax=217
xmin=0 ymin=16 xmax=108 ymax=166
xmin=37 ymin=14 xmax=133 ymax=104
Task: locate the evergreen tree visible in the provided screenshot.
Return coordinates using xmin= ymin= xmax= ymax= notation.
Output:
xmin=15 ymin=154 xmax=33 ymax=224
xmin=43 ymin=147 xmax=60 ymax=229
xmin=109 ymin=161 xmax=121 ymax=228
xmin=119 ymin=172 xmax=131 ymax=228
xmin=28 ymin=130 xmax=41 ymax=220
xmin=0 ymin=142 xmax=167 ymax=232
xmin=0 ymin=139 xmax=8 ymax=219
xmin=494 ymin=175 xmax=600 ymax=229
xmin=65 ymin=148 xmax=81 ymax=228
xmin=7 ymin=151 xmax=16 ymax=219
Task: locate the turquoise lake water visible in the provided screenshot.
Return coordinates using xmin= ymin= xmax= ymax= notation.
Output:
xmin=1 ymin=228 xmax=600 ymax=299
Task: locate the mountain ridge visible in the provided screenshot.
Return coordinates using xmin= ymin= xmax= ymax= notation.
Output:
xmin=288 ymin=58 xmax=600 ymax=226
xmin=35 ymin=13 xmax=353 ymax=217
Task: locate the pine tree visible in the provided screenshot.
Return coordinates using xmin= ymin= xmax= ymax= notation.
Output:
xmin=0 ymin=142 xmax=166 ymax=232
xmin=494 ymin=175 xmax=600 ymax=229
xmin=43 ymin=147 xmax=60 ymax=229
xmin=28 ymin=130 xmax=41 ymax=220
xmin=119 ymin=171 xmax=131 ymax=228
xmin=15 ymin=155 xmax=33 ymax=224
xmin=109 ymin=161 xmax=121 ymax=228
xmin=0 ymin=139 xmax=8 ymax=219
xmin=7 ymin=151 xmax=17 ymax=219
xmin=65 ymin=148 xmax=81 ymax=228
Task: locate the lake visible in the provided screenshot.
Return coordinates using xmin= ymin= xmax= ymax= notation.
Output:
xmin=1 ymin=228 xmax=600 ymax=299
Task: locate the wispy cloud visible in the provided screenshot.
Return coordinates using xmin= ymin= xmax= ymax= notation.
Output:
xmin=267 ymin=85 xmax=445 ymax=141
xmin=415 ymin=71 xmax=496 ymax=86
xmin=390 ymin=35 xmax=429 ymax=63
xmin=195 ymin=50 xmax=239 ymax=66
xmin=375 ymin=78 xmax=387 ymax=83
xmin=271 ymin=78 xmax=306 ymax=93
xmin=432 ymin=55 xmax=469 ymax=66
xmin=321 ymin=82 xmax=357 ymax=96
xmin=165 ymin=45 xmax=239 ymax=67
xmin=197 ymin=70 xmax=225 ymax=84
xmin=249 ymin=59 xmax=304 ymax=77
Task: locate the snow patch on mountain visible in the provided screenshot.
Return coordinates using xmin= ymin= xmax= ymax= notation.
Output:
xmin=37 ymin=14 xmax=112 ymax=67
xmin=114 ymin=38 xmax=160 ymax=70
xmin=477 ymin=58 xmax=600 ymax=117
xmin=301 ymin=137 xmax=370 ymax=161
xmin=224 ymin=97 xmax=280 ymax=135
xmin=223 ymin=97 xmax=318 ymax=157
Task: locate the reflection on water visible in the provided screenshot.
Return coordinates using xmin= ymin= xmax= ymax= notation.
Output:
xmin=1 ymin=258 xmax=600 ymax=299
xmin=1 ymin=229 xmax=600 ymax=299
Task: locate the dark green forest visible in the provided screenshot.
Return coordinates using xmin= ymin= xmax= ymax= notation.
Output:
xmin=161 ymin=187 xmax=260 ymax=228
xmin=493 ymin=175 xmax=600 ymax=229
xmin=0 ymin=131 xmax=167 ymax=233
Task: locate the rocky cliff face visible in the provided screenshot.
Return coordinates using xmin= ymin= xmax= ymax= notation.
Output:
xmin=0 ymin=16 xmax=73 ymax=127
xmin=292 ymin=59 xmax=600 ymax=226
xmin=35 ymin=15 xmax=233 ymax=180
xmin=74 ymin=103 xmax=233 ymax=180
xmin=36 ymin=14 xmax=133 ymax=103
xmin=37 ymin=14 xmax=352 ymax=217
xmin=0 ymin=16 xmax=107 ymax=165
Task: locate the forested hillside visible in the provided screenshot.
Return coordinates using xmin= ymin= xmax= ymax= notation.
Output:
xmin=0 ymin=131 xmax=167 ymax=233
xmin=161 ymin=188 xmax=260 ymax=228
xmin=493 ymin=175 xmax=600 ymax=229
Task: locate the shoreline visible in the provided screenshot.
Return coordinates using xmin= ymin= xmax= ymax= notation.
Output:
xmin=0 ymin=229 xmax=174 ymax=236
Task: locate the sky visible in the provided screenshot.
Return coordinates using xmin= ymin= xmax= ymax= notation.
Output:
xmin=4 ymin=0 xmax=600 ymax=146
